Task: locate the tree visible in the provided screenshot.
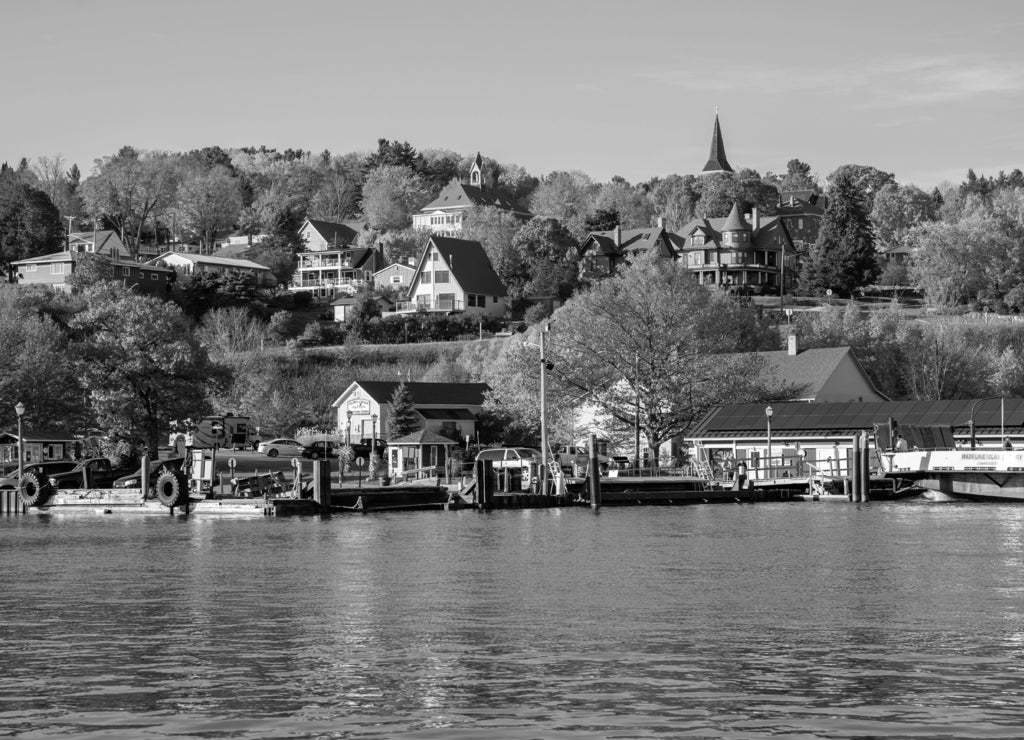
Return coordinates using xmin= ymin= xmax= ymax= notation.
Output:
xmin=488 ymin=254 xmax=780 ymax=467
xmin=826 ymin=164 xmax=896 ymax=213
xmin=388 ymin=382 xmax=419 ymax=437
xmin=461 ymin=206 xmax=525 ymax=277
xmin=870 ymin=183 xmax=938 ymax=250
xmin=528 ymin=171 xmax=597 ymax=240
xmin=0 ymin=170 xmax=64 ymax=275
xmin=360 ymin=165 xmax=432 ymax=231
xmin=70 ymin=283 xmax=231 ymax=452
xmin=799 ymin=171 xmax=879 ymax=296
xmin=506 ymin=217 xmax=579 ymax=311
xmin=649 ymin=174 xmax=699 ymax=229
xmin=696 ymin=169 xmax=778 ymax=218
xmin=172 ymin=271 xmax=263 ymax=320
xmin=771 ymin=159 xmax=819 ymax=193
xmin=66 ymin=253 xmax=116 ymax=291
xmin=0 ymin=285 xmax=88 ymax=432
xmin=80 ymin=147 xmax=179 ymax=255
xmin=347 ymin=291 xmax=383 ymax=339
xmin=31 ymin=154 xmax=83 ymax=221
xmin=593 ymin=180 xmax=655 ymax=228
xmin=173 ymin=165 xmax=242 ymax=250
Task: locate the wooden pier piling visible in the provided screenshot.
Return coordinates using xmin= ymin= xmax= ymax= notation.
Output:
xmin=588 ymin=433 xmax=601 ymax=509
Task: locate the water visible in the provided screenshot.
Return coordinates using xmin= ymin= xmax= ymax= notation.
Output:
xmin=2 ymin=502 xmax=1024 ymax=738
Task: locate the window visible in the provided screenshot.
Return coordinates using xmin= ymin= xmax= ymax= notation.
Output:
xmin=122 ymin=267 xmax=131 ymax=276
xmin=692 ymin=234 xmax=704 ymax=246
xmin=26 ymin=264 xmax=36 ymax=272
xmin=390 ymin=275 xmax=403 ymax=284
xmin=51 ymin=263 xmax=64 ymax=275
xmin=434 ymin=270 xmax=450 ymax=283
xmin=421 ymin=272 xmax=432 ymax=284
xmin=150 ymin=273 xmax=159 ymax=280
xmin=798 ymin=218 xmax=804 ymax=229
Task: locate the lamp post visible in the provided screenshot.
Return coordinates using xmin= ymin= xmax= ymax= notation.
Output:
xmin=765 ymin=405 xmax=773 ymax=479
xmin=370 ymin=413 xmax=378 ymax=477
xmin=966 ymin=397 xmax=1004 ymax=450
xmin=15 ymin=402 xmax=25 ymax=492
xmin=346 ymin=410 xmax=352 ymax=446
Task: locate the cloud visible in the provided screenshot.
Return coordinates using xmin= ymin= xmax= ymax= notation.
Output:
xmin=632 ymin=53 xmax=1024 ymax=109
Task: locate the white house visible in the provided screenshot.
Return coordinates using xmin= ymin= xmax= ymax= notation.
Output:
xmin=150 ymin=252 xmax=277 ymax=287
xmin=390 ymin=236 xmax=507 ymax=317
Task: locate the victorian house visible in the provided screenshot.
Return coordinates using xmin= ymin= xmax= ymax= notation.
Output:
xmin=290 ymin=219 xmax=383 ymax=302
xmin=412 ymin=153 xmax=531 ymax=236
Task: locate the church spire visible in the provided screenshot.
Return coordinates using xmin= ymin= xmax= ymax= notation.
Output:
xmin=701 ymin=112 xmax=734 ymax=174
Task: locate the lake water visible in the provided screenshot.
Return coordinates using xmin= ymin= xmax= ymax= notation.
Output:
xmin=2 ymin=501 xmax=1024 ymax=739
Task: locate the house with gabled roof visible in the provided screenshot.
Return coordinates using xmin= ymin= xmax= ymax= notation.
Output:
xmin=330 ymin=380 xmax=491 ymax=445
xmin=391 ymin=235 xmax=507 ymax=316
xmin=150 ymin=252 xmax=277 ymax=287
xmin=578 ymin=219 xmax=678 ymax=280
xmin=677 ymin=202 xmax=798 ymax=294
xmin=11 ymin=251 xmax=174 ymax=295
xmin=412 ymin=153 xmax=531 ymax=236
xmin=291 ymin=219 xmax=380 ymax=302
xmin=298 ymin=218 xmax=368 ymax=250
xmin=64 ymin=230 xmax=130 ymax=258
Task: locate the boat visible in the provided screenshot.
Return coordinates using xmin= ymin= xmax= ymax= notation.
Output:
xmin=880 ymin=447 xmax=1024 ymax=502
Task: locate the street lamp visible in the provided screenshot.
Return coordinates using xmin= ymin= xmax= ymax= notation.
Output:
xmin=966 ymin=397 xmax=1004 ymax=450
xmin=765 ymin=405 xmax=773 ymax=479
xmin=346 ymin=410 xmax=352 ymax=446
xmin=15 ymin=402 xmax=25 ymax=492
xmin=370 ymin=414 xmax=378 ymax=479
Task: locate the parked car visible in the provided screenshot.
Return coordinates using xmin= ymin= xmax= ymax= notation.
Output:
xmin=475 ymin=447 xmax=543 ymax=467
xmin=0 ymin=460 xmax=78 ymax=490
xmin=112 ymin=457 xmax=187 ymax=488
xmin=303 ymin=441 xmax=338 ymax=459
xmin=257 ymin=438 xmax=308 ymax=458
xmin=48 ymin=457 xmax=131 ymax=489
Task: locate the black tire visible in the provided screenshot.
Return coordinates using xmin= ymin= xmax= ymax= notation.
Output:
xmin=267 ymin=448 xmax=279 ymax=458
xmin=20 ymin=470 xmax=53 ymax=507
xmin=155 ymin=469 xmax=188 ymax=508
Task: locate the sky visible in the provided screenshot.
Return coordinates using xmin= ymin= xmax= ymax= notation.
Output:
xmin=3 ymin=0 xmax=1024 ymax=189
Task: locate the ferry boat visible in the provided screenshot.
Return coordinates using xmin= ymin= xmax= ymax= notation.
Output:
xmin=880 ymin=447 xmax=1024 ymax=502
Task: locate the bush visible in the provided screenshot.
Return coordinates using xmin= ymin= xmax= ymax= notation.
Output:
xmin=268 ymin=310 xmax=303 ymax=342
xmin=292 ymin=291 xmax=313 ymax=308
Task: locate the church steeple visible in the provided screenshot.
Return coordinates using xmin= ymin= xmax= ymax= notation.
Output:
xmin=701 ymin=112 xmax=734 ymax=174
xmin=470 ymin=152 xmax=484 ymax=189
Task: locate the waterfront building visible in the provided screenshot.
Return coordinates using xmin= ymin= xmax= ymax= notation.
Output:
xmin=388 ymin=236 xmax=507 ymax=317
xmin=0 ymin=431 xmax=79 ymax=465
xmin=412 ymin=153 xmax=531 ymax=236
xmin=330 ymin=380 xmax=490 ymax=444
xmin=686 ymin=397 xmax=1024 ymax=480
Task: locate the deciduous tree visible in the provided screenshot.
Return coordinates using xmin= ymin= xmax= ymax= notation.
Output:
xmin=70 ymin=284 xmax=231 ymax=452
xmin=361 ymin=165 xmax=432 ymax=231
xmin=0 ymin=170 xmax=64 ymax=275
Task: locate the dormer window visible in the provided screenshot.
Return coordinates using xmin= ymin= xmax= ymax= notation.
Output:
xmin=691 ymin=234 xmax=705 ymax=246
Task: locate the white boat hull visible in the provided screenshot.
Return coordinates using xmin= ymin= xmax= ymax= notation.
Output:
xmin=882 ymin=449 xmax=1024 ymax=501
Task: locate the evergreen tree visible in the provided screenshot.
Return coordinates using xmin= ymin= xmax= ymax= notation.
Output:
xmin=388 ymin=382 xmax=419 ymax=438
xmin=799 ymin=172 xmax=878 ymax=296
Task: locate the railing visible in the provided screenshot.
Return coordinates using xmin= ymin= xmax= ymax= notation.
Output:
xmin=392 ymin=298 xmax=464 ymax=312
xmin=290 ymin=277 xmax=365 ymax=289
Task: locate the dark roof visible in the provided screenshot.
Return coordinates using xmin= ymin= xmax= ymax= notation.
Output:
xmin=389 ymin=429 xmax=460 ymax=446
xmin=677 ymin=214 xmax=791 ymax=252
xmin=419 ymin=180 xmax=527 ymax=214
xmin=0 ymin=431 xmax=78 ymax=443
xmin=426 ymin=236 xmax=507 ymax=296
xmin=689 ymin=399 xmax=1024 ymax=439
xmin=750 ymin=347 xmax=873 ymax=401
xmin=721 ymin=203 xmax=751 ymax=231
xmin=304 ymin=219 xmax=361 ymax=246
xmin=418 ymin=408 xmax=477 ymax=420
xmin=582 ymin=227 xmax=677 ymax=259
xmin=351 ymin=381 xmax=490 ymax=407
xmin=702 ymin=113 xmax=734 ymax=173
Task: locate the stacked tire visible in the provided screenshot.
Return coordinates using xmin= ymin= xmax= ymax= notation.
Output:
xmin=155 ymin=469 xmax=189 ymax=508
xmin=19 ymin=470 xmax=53 ymax=507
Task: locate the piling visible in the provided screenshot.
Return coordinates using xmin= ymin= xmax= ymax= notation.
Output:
xmin=2 ymin=488 xmax=26 ymax=514
xmin=475 ymin=459 xmax=490 ymax=509
xmin=588 ymin=433 xmax=602 ymax=509
xmin=141 ymin=457 xmax=150 ymax=501
xmin=313 ymin=459 xmax=331 ymax=512
xmin=851 ymin=432 xmax=862 ymax=502
xmin=860 ymin=433 xmax=871 ymax=502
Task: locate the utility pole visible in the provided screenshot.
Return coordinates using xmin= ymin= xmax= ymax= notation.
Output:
xmin=539 ymin=322 xmax=549 ymax=495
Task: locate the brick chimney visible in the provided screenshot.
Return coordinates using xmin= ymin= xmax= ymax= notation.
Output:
xmin=657 ymin=216 xmax=665 ymax=229
xmin=787 ymin=333 xmax=798 ymax=356
xmin=614 ymin=225 xmax=622 ymax=247
xmin=751 ymin=206 xmax=759 ymax=232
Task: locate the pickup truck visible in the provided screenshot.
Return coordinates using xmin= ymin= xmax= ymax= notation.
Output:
xmin=48 ymin=457 xmax=131 ymax=489
xmin=0 ymin=460 xmax=78 ymax=490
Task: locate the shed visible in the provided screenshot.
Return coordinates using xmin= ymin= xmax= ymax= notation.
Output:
xmin=386 ymin=429 xmax=460 ymax=481
xmin=0 ymin=431 xmax=79 ymax=466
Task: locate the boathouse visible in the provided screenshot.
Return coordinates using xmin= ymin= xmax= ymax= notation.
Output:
xmin=685 ymin=398 xmax=1024 ymax=479
xmin=386 ymin=429 xmax=461 ymax=481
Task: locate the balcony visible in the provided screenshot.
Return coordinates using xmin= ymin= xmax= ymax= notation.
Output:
xmin=391 ymin=298 xmax=464 ymax=314
xmin=290 ymin=276 xmax=365 ymax=289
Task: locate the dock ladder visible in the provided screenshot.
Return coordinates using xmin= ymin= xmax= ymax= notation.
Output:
xmin=692 ymin=442 xmax=715 ymax=480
